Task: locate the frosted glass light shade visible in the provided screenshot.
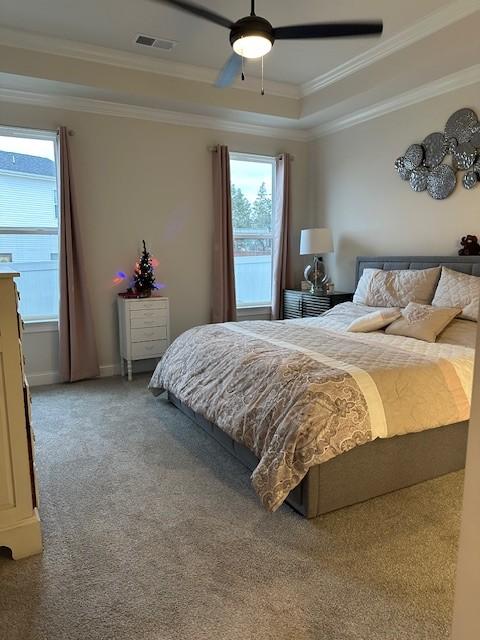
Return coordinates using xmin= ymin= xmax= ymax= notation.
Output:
xmin=300 ymin=228 xmax=333 ymax=255
xmin=233 ymin=36 xmax=272 ymax=59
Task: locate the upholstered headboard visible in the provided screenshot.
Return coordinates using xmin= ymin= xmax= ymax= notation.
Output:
xmin=355 ymin=256 xmax=480 ymax=285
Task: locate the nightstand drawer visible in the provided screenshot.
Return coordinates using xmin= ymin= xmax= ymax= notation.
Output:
xmin=130 ymin=309 xmax=168 ymax=328
xmin=283 ymin=290 xmax=353 ymax=319
xmin=131 ymin=326 xmax=167 ymax=342
xmin=132 ymin=339 xmax=168 ymax=359
xmin=118 ymin=295 xmax=170 ymax=380
xmin=128 ymin=299 xmax=168 ymax=310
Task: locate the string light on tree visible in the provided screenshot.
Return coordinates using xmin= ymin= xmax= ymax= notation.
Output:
xmin=133 ymin=240 xmax=156 ymax=297
xmin=113 ymin=244 xmax=166 ymax=297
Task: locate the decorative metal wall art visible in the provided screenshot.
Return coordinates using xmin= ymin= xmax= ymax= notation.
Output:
xmin=395 ymin=107 xmax=480 ymax=199
xmin=410 ymin=166 xmax=428 ymax=192
xmin=427 ymin=165 xmax=456 ymax=200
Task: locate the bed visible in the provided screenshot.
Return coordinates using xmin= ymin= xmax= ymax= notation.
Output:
xmin=149 ymin=256 xmax=479 ymax=518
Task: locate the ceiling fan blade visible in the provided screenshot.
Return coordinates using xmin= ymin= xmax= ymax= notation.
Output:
xmin=153 ymin=0 xmax=233 ymax=29
xmin=273 ymin=21 xmax=383 ymax=39
xmin=215 ymin=53 xmax=242 ymax=88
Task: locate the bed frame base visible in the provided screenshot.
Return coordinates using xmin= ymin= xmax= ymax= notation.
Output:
xmin=168 ymin=393 xmax=468 ymax=518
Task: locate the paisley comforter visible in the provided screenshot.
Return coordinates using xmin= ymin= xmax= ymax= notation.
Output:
xmin=149 ymin=303 xmax=474 ymax=512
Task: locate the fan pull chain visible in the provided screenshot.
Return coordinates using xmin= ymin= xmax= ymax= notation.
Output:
xmin=241 ymin=55 xmax=245 ymax=81
xmin=261 ymin=56 xmax=264 ymax=95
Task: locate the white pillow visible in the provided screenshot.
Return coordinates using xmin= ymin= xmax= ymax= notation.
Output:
xmin=353 ymin=269 xmax=377 ymax=305
xmin=431 ymin=267 xmax=480 ymax=321
xmin=347 ymin=308 xmax=401 ymax=333
xmin=353 ymin=267 xmax=440 ymax=308
xmin=385 ymin=303 xmax=460 ymax=343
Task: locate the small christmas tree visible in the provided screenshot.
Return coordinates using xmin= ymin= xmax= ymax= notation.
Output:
xmin=133 ymin=240 xmax=156 ymax=297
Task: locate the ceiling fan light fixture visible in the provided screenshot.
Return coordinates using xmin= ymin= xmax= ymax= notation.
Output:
xmin=232 ymin=35 xmax=272 ymax=59
xmin=156 ymin=1 xmax=383 ymax=90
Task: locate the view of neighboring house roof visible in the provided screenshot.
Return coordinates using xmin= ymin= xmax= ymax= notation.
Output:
xmin=0 ymin=150 xmax=55 ymax=177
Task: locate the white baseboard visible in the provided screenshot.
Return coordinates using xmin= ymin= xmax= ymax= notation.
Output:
xmin=27 ymin=360 xmax=158 ymax=386
xmin=26 ymin=364 xmax=118 ymax=387
xmin=27 ymin=370 xmax=61 ymax=387
xmin=99 ymin=363 xmax=120 ymax=378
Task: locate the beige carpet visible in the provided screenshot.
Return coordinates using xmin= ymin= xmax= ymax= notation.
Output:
xmin=0 ymin=375 xmax=463 ymax=640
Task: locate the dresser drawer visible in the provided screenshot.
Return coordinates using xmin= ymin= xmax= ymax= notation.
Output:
xmin=128 ymin=299 xmax=168 ymax=311
xmin=131 ymin=326 xmax=167 ymax=342
xmin=132 ymin=339 xmax=168 ymax=359
xmin=130 ymin=309 xmax=168 ymax=328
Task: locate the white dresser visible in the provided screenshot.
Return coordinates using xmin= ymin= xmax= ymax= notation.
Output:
xmin=0 ymin=268 xmax=42 ymax=559
xmin=117 ymin=296 xmax=170 ymax=380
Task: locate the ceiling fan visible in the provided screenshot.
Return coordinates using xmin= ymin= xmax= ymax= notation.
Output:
xmin=153 ymin=0 xmax=383 ymax=90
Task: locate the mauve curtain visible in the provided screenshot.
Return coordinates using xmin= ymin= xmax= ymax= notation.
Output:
xmin=211 ymin=145 xmax=237 ymax=323
xmin=58 ymin=127 xmax=99 ymax=382
xmin=271 ymin=153 xmax=292 ymax=320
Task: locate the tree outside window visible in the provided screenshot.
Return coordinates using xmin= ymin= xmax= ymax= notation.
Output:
xmin=230 ymin=154 xmax=275 ymax=308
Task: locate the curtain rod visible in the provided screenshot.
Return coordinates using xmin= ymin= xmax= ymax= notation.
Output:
xmin=208 ymin=146 xmax=294 ymax=160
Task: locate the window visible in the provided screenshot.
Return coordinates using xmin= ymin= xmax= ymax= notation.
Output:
xmin=230 ymin=153 xmax=275 ymax=308
xmin=0 ymin=127 xmax=59 ymax=321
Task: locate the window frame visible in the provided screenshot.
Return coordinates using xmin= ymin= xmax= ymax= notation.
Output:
xmin=0 ymin=125 xmax=60 ymax=324
xmin=229 ymin=151 xmax=276 ymax=310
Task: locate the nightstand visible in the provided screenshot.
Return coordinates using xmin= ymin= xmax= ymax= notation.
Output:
xmin=117 ymin=296 xmax=170 ymax=381
xmin=283 ymin=290 xmax=353 ymax=319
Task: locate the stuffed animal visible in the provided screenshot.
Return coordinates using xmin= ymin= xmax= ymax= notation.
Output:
xmin=459 ymin=235 xmax=480 ymax=256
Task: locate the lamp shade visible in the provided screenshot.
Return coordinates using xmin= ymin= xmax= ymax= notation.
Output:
xmin=300 ymin=228 xmax=333 ymax=255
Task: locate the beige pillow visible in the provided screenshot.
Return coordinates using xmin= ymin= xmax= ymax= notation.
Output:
xmin=385 ymin=302 xmax=460 ymax=342
xmin=432 ymin=267 xmax=480 ymax=321
xmin=353 ymin=267 xmax=440 ymax=308
xmin=347 ymin=308 xmax=401 ymax=333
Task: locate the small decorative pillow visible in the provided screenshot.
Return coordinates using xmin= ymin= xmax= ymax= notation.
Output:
xmin=353 ymin=267 xmax=440 ymax=308
xmin=385 ymin=302 xmax=460 ymax=342
xmin=431 ymin=267 xmax=480 ymax=321
xmin=347 ymin=308 xmax=401 ymax=333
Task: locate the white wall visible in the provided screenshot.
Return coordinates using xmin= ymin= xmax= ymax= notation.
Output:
xmin=311 ymin=82 xmax=480 ymax=292
xmin=0 ymin=101 xmax=310 ymax=382
xmin=22 ymin=327 xmax=59 ymax=385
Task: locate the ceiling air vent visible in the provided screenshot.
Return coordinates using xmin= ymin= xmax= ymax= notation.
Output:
xmin=135 ymin=34 xmax=177 ymax=51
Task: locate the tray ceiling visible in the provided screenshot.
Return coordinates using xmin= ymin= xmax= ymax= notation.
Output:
xmin=0 ymin=0 xmax=453 ymax=85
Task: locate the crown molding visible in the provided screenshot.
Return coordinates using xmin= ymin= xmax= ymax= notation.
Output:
xmin=0 ymin=1 xmax=476 ymax=105
xmin=0 ymin=88 xmax=310 ymax=142
xmin=0 ymin=27 xmax=300 ymax=100
xmin=312 ymin=63 xmax=480 ymax=138
xmin=301 ymin=0 xmax=480 ymax=97
xmin=1 ymin=57 xmax=477 ymax=144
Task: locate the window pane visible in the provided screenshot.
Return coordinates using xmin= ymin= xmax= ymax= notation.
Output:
xmin=0 ymin=133 xmax=59 ymax=320
xmin=230 ymin=157 xmax=274 ymax=307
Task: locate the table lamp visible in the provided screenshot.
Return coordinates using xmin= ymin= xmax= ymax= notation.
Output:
xmin=300 ymin=228 xmax=333 ymax=293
